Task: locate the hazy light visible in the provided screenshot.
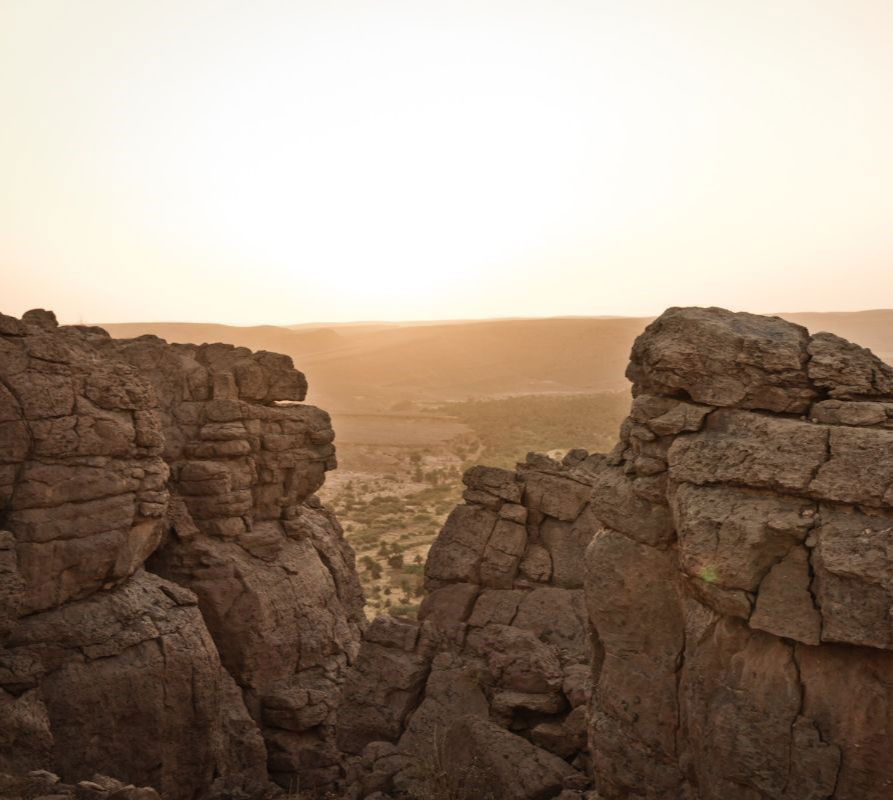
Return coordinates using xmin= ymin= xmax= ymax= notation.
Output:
xmin=2 ymin=0 xmax=892 ymax=324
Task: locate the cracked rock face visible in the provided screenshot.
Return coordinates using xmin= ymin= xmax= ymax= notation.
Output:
xmin=588 ymin=307 xmax=893 ymax=800
xmin=0 ymin=310 xmax=363 ymax=799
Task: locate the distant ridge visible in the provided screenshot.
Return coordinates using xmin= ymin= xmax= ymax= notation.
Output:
xmin=101 ymin=309 xmax=893 ymax=411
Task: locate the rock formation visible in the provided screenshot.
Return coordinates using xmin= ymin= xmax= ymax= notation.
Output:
xmin=336 ymin=306 xmax=893 ymax=800
xmin=585 ymin=306 xmax=893 ymax=800
xmin=5 ymin=304 xmax=893 ymax=800
xmin=0 ymin=309 xmax=363 ymax=799
xmin=335 ymin=460 xmax=597 ymax=799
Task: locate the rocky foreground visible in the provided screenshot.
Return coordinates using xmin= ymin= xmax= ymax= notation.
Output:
xmin=2 ymin=307 xmax=893 ymax=799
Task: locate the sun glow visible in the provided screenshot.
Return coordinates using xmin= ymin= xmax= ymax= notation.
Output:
xmin=2 ymin=1 xmax=893 ymax=324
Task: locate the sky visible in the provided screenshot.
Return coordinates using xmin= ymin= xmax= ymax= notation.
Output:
xmin=2 ymin=0 xmax=892 ymax=325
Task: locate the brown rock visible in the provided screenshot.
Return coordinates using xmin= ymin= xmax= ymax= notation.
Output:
xmin=627 ymin=307 xmax=816 ymax=412
xmin=424 ymin=504 xmax=498 ymax=585
xmin=810 ymin=399 xmax=891 ymax=427
xmin=588 ymin=463 xmax=675 ymax=547
xmin=811 ymin=505 xmax=893 ymax=649
xmin=521 ymin=470 xmax=592 ymax=522
xmin=807 ymin=331 xmax=893 ymax=400
xmin=463 ymin=465 xmax=523 ymax=503
xmin=7 ymin=571 xmax=266 ymax=800
xmin=441 ymin=715 xmax=578 ymax=800
xmin=668 ymin=408 xmax=829 ymax=494
xmin=480 ymin=519 xmax=527 ymax=588
xmin=418 ymin=583 xmax=479 ymax=625
xmin=749 ymin=547 xmax=822 ymax=645
xmin=671 ymin=483 xmax=815 ymax=592
xmin=810 ymin=425 xmax=893 ymax=507
xmin=336 ymin=616 xmax=431 ymax=755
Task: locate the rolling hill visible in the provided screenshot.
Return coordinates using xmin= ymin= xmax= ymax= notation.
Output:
xmin=101 ymin=309 xmax=893 ymax=410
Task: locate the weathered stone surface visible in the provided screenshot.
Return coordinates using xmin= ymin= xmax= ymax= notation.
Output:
xmin=749 ymin=547 xmax=822 ymax=645
xmin=811 ymin=506 xmax=893 ymax=649
xmin=393 ymin=654 xmax=490 ymax=774
xmin=0 ymin=531 xmax=24 ymax=641
xmin=807 ymin=331 xmax=893 ymax=400
xmin=668 ymin=408 xmax=829 ymax=494
xmin=0 ymin=320 xmax=168 ymax=614
xmin=797 ymin=643 xmax=893 ymax=800
xmin=519 ymin=543 xmax=552 ymax=582
xmin=0 ymin=770 xmax=162 ymax=800
xmin=0 ymin=688 xmax=53 ymax=773
xmin=7 ymin=571 xmax=267 ymax=800
xmin=335 ymin=617 xmax=432 ymax=755
xmin=520 ymin=469 xmax=591 ymax=522
xmin=627 ymin=306 xmax=816 ymax=412
xmin=678 ymin=619 xmax=823 ymax=800
xmin=810 ymin=425 xmax=893 ymax=507
xmin=581 ymin=308 xmax=893 ymax=799
xmin=418 ymin=582 xmax=479 ymax=625
xmin=441 ymin=715 xmax=578 ymax=800
xmin=103 ymin=332 xmax=361 ymax=792
xmin=463 ymin=465 xmax=523 ymax=503
xmin=149 ymin=507 xmax=363 ymax=787
xmin=466 ymin=624 xmax=563 ymax=694
xmin=480 ymin=519 xmax=527 ymax=588
xmin=671 ymin=483 xmax=815 ymax=592
xmin=340 ymin=454 xmax=603 ymax=798
xmin=0 ymin=310 xmax=363 ymax=798
xmin=588 ymin=463 xmax=674 ymax=547
xmin=630 ymin=393 xmax=715 ymax=436
xmin=424 ymin=504 xmax=498 ymax=585
xmin=585 ymin=528 xmax=685 ymax=797
xmin=513 ymin=587 xmax=588 ymax=661
xmin=540 ymin=514 xmax=598 ymax=588
xmin=810 ymin=399 xmax=892 ymax=427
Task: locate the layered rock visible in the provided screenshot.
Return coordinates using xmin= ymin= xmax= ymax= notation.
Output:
xmin=0 ymin=310 xmax=362 ymax=799
xmin=8 ymin=303 xmax=893 ymax=800
xmin=585 ymin=307 xmax=893 ymax=800
xmin=105 ymin=332 xmax=365 ymax=791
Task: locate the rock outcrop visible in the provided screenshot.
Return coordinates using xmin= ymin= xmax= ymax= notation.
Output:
xmin=335 ymin=306 xmax=893 ymax=800
xmin=6 ymin=304 xmax=893 ymax=800
xmin=0 ymin=310 xmax=363 ymax=799
xmin=584 ymin=306 xmax=893 ymax=800
xmin=336 ymin=460 xmax=597 ymax=799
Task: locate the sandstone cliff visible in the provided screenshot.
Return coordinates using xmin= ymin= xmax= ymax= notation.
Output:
xmin=0 ymin=309 xmax=363 ymax=799
xmin=338 ymin=307 xmax=893 ymax=800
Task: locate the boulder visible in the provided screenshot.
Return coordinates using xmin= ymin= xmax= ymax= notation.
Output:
xmin=627 ymin=306 xmax=816 ymax=412
xmin=441 ymin=715 xmax=579 ymax=800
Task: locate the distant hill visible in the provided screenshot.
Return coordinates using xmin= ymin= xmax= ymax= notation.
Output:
xmin=779 ymin=310 xmax=893 ymax=361
xmin=101 ymin=310 xmax=893 ymax=411
xmin=101 ymin=321 xmax=343 ymax=358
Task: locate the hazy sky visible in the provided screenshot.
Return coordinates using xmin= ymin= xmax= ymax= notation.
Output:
xmin=2 ymin=1 xmax=892 ymax=325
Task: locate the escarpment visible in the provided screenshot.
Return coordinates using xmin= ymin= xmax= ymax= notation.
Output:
xmin=0 ymin=309 xmax=363 ymax=799
xmin=338 ymin=307 xmax=893 ymax=800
